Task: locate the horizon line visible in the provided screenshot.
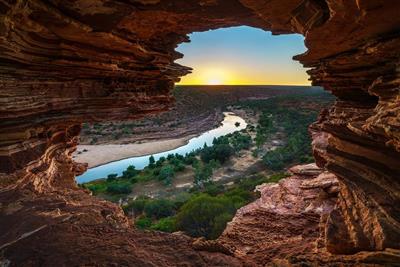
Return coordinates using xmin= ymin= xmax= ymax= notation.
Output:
xmin=175 ymin=84 xmax=314 ymax=86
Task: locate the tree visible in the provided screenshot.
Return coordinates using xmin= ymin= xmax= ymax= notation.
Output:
xmin=173 ymin=162 xmax=185 ymax=172
xmin=231 ymin=133 xmax=252 ymax=151
xmin=158 ymin=165 xmax=175 ymax=185
xmin=122 ymin=165 xmax=139 ymax=178
xmin=149 ymin=155 xmax=156 ymax=168
xmin=144 ymin=199 xmax=175 ymax=219
xmin=258 ymin=113 xmax=272 ymax=128
xmin=214 ymin=144 xmax=234 ymax=164
xmin=183 ymin=153 xmax=196 ymax=165
xmin=106 ymin=173 xmax=118 ymax=182
xmin=175 ymin=194 xmax=236 ymax=239
xmin=155 ymin=156 xmax=166 ymax=167
xmin=194 ymin=164 xmax=213 ymax=186
xmin=234 ymin=122 xmax=240 ymax=127
xmin=106 ymin=184 xmax=132 ymax=194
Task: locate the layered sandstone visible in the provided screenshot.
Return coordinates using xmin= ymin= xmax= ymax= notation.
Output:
xmin=1 ymin=0 xmax=400 ymax=266
xmin=218 ymin=164 xmax=339 ymax=265
xmin=219 ymin=164 xmax=400 ymax=266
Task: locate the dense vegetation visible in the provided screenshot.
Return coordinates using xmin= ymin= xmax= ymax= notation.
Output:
xmin=123 ymin=173 xmax=288 ymax=239
xmin=239 ymin=91 xmax=333 ymax=170
xmin=83 ymin=130 xmax=254 ymax=201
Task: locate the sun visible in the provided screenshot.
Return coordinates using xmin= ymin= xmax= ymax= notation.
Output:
xmin=207 ymin=78 xmax=222 ymax=85
xmin=203 ymin=68 xmax=229 ymax=85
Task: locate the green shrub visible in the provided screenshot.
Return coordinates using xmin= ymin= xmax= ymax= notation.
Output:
xmin=210 ymin=213 xmax=233 ymax=239
xmin=123 ymin=196 xmax=149 ymax=215
xmin=194 ymin=163 xmax=213 ymax=186
xmin=150 ymin=217 xmax=176 ymax=232
xmin=231 ymin=133 xmax=252 ymax=151
xmin=224 ymin=188 xmax=252 ymax=203
xmin=106 ymin=173 xmax=118 ymax=182
xmin=173 ymin=162 xmax=186 ymax=172
xmin=204 ymin=183 xmax=225 ymax=196
xmin=175 ymin=194 xmax=236 ymax=239
xmin=85 ymin=183 xmax=106 ymax=195
xmin=158 ymin=165 xmax=175 ymax=185
xmin=106 ymin=184 xmax=131 ymax=194
xmin=135 ymin=216 xmax=152 ymax=229
xmin=267 ymin=173 xmax=289 ymax=183
xmin=200 ymin=143 xmax=234 ymax=164
xmin=122 ymin=165 xmax=139 ymax=178
xmin=183 ymin=154 xmax=196 ymax=165
xmin=144 ymin=199 xmax=175 ymax=219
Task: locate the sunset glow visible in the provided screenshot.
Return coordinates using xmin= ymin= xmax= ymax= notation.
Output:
xmin=204 ymin=68 xmax=229 ymax=85
xmin=175 ymin=26 xmax=310 ymax=86
xmin=207 ymin=78 xmax=222 ymax=85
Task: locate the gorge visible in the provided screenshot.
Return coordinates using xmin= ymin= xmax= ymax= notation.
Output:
xmin=1 ymin=0 xmax=400 ymax=266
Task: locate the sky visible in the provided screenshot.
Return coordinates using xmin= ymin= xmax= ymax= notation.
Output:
xmin=175 ymin=26 xmax=310 ymax=86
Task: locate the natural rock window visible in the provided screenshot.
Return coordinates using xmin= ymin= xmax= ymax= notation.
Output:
xmin=1 ymin=1 xmax=399 ymax=266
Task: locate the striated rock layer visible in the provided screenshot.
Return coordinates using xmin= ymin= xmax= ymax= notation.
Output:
xmin=1 ymin=0 xmax=400 ymax=265
xmin=219 ymin=164 xmax=400 ymax=266
xmin=218 ymin=164 xmax=339 ymax=265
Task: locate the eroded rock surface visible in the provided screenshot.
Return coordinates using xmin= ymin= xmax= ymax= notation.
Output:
xmin=1 ymin=0 xmax=400 ymax=266
xmin=218 ymin=164 xmax=338 ymax=265
xmin=218 ymin=164 xmax=400 ymax=266
xmin=0 ymin=186 xmax=242 ymax=266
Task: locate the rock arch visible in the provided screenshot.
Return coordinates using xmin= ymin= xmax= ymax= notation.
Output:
xmin=0 ymin=0 xmax=399 ymax=265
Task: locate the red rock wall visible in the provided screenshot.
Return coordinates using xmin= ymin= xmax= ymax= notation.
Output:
xmin=1 ymin=0 xmax=399 ymax=265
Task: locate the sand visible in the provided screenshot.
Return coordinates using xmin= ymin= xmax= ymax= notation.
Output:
xmin=73 ymin=135 xmax=195 ymax=168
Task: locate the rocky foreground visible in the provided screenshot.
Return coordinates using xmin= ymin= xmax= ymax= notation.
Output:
xmin=3 ymin=164 xmax=399 ymax=266
xmin=219 ymin=164 xmax=338 ymax=264
xmin=218 ymin=164 xmax=400 ymax=266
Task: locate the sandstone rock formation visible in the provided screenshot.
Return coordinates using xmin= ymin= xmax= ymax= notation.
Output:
xmin=219 ymin=164 xmax=400 ymax=266
xmin=1 ymin=0 xmax=400 ymax=266
xmin=219 ymin=164 xmax=339 ymax=265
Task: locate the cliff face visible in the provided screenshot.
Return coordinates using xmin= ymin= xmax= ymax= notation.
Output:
xmin=1 ymin=0 xmax=400 ymax=266
xmin=218 ymin=164 xmax=339 ymax=265
xmin=219 ymin=164 xmax=400 ymax=266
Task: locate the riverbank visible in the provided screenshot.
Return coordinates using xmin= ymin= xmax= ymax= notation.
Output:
xmin=74 ymin=110 xmax=225 ymax=168
xmin=75 ymin=112 xmax=247 ymax=183
xmin=73 ymin=135 xmax=196 ymax=168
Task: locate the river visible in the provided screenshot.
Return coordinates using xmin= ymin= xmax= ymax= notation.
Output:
xmin=76 ymin=112 xmax=247 ymax=183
